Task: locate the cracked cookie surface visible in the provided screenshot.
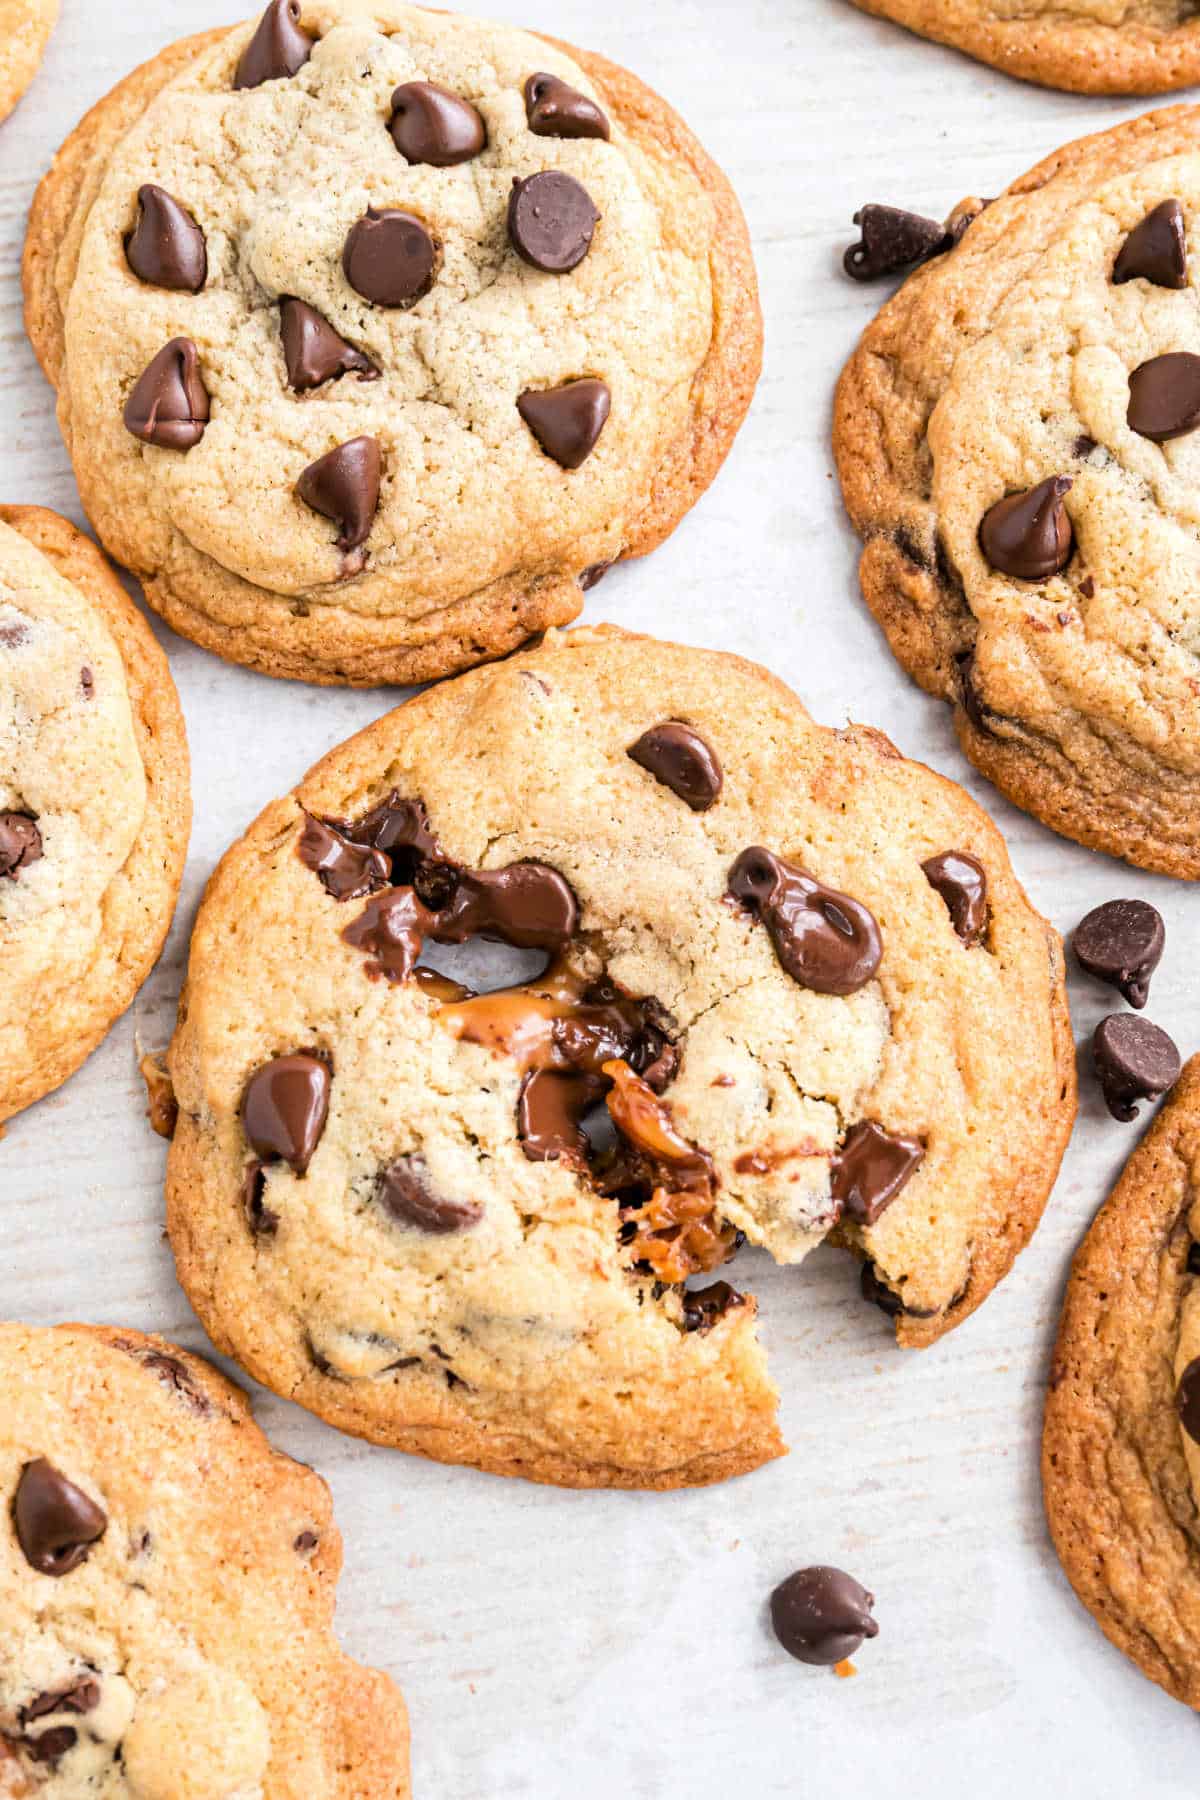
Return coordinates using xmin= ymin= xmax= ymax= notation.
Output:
xmin=164 ymin=626 xmax=1075 ymax=1489
xmin=0 ymin=507 xmax=188 ymax=1127
xmin=23 ymin=0 xmax=760 ymax=687
xmin=847 ymin=0 xmax=1200 ymax=94
xmin=835 ymin=107 xmax=1200 ymax=878
xmin=0 ymin=1322 xmax=409 ymax=1798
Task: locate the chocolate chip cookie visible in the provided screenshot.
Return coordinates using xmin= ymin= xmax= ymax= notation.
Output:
xmin=835 ymin=110 xmax=1200 ymax=878
xmin=163 ymin=626 xmax=1075 ymax=1489
xmin=0 ymin=0 xmax=57 ymax=124
xmin=847 ymin=0 xmax=1200 ymax=95
xmin=23 ymin=1 xmax=760 ymax=688
xmin=1042 ymin=1057 xmax=1200 ymax=1710
xmin=0 ymin=506 xmax=189 ymax=1128
xmin=0 ymin=1322 xmax=409 ymax=1795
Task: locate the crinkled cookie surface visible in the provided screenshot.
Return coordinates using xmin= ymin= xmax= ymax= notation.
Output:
xmin=0 ymin=1323 xmax=409 ymax=1799
xmin=165 ymin=626 xmax=1075 ymax=1490
xmin=24 ymin=0 xmax=760 ymax=686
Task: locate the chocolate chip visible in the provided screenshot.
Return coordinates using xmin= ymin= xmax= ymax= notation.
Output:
xmin=524 ymin=71 xmax=610 ymax=141
xmin=80 ymin=667 xmax=94 ymax=699
xmin=1073 ymin=434 xmax=1098 ymax=459
xmin=113 ymin=1341 xmax=210 ymax=1415
xmin=280 ymin=299 xmax=377 ymax=391
xmin=343 ymin=208 xmax=436 ymax=307
xmin=12 ymin=1460 xmax=107 ymax=1576
xmin=378 ymin=1155 xmax=483 ymax=1232
xmin=125 ymin=185 xmax=207 ymax=292
xmin=979 ymin=477 xmax=1073 ymax=581
xmin=517 ymin=378 xmax=610 ymax=469
xmin=25 ymin=1727 xmax=77 ymax=1765
xmin=1113 ymin=198 xmax=1187 ymax=289
xmin=518 ymin=1068 xmax=603 ymax=1164
xmin=434 ymin=863 xmax=579 ymax=952
xmin=294 ymin=1529 xmax=319 ymax=1552
xmin=0 ymin=812 xmax=42 ymax=879
xmin=241 ymin=1052 xmax=331 ymax=1173
xmin=727 ymin=847 xmax=882 ymax=995
xmin=627 ymin=721 xmax=723 ymax=811
xmin=578 ymin=560 xmax=611 ymax=591
xmin=388 ymin=80 xmax=485 ymax=166
xmin=21 ymin=1680 xmax=100 ymax=1725
xmin=0 ymin=622 xmax=29 ymax=647
xmin=1127 ymin=352 xmax=1200 ymax=442
xmin=921 ymin=851 xmax=988 ymax=946
xmin=831 ymin=1121 xmax=924 ymax=1226
xmin=770 ymin=1566 xmax=879 ymax=1666
xmin=1178 ymin=1357 xmax=1200 ymax=1444
xmin=234 ymin=0 xmax=313 ymax=88
xmin=843 ymin=204 xmax=947 ymax=281
xmin=296 ymin=436 xmax=381 ymax=553
xmin=681 ymin=1281 xmax=744 ymax=1333
xmin=243 ymin=1161 xmax=278 ymax=1235
xmin=298 ymin=812 xmax=390 ymax=900
xmin=1092 ymin=1014 xmax=1180 ymax=1121
xmin=1189 ymin=1241 xmax=1200 ymax=1276
xmin=508 ymin=171 xmax=598 ymax=273
xmin=123 ymin=338 xmax=209 ymax=450
xmin=1073 ymin=898 xmax=1164 ymax=1008
xmin=860 ymin=1260 xmax=904 ymax=1317
xmin=342 ymin=887 xmax=435 ymax=982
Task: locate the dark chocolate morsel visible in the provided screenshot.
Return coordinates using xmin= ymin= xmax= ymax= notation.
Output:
xmin=13 ymin=1460 xmax=107 ymax=1576
xmin=831 ymin=1121 xmax=924 ymax=1226
xmin=770 ymin=1566 xmax=879 ymax=1666
xmin=843 ymin=204 xmax=948 ymax=281
xmin=1127 ymin=352 xmax=1200 ymax=443
xmin=388 ymin=80 xmax=485 ymax=166
xmin=1113 ymin=199 xmax=1187 ymax=289
xmin=921 ymin=851 xmax=988 ymax=946
xmin=21 ymin=1680 xmax=100 ymax=1725
xmin=728 ymin=847 xmax=882 ymax=995
xmin=296 ymin=436 xmax=381 ymax=553
xmin=517 ymin=378 xmax=610 ymax=469
xmin=241 ymin=1052 xmax=330 ymax=1173
xmin=125 ymin=186 xmax=207 ymax=292
xmin=280 ymin=299 xmax=377 ymax=391
xmin=1092 ymin=1014 xmax=1180 ymax=1121
xmin=298 ymin=813 xmax=391 ymax=901
xmin=860 ymin=1261 xmax=903 ymax=1317
xmin=341 ymin=887 xmax=435 ymax=983
xmin=111 ymin=1340 xmax=211 ymax=1415
xmin=627 ymin=721 xmax=723 ymax=812
xmin=0 ymin=811 xmax=42 ymax=879
xmin=1073 ymin=898 xmax=1165 ymax=1009
xmin=1189 ymin=1241 xmax=1200 ymax=1277
xmin=524 ymin=71 xmax=610 ymax=141
xmin=508 ymin=171 xmax=598 ymax=273
xmin=25 ymin=1727 xmax=78 ymax=1765
xmin=123 ymin=339 xmax=210 ymax=450
xmin=518 ymin=1069 xmax=603 ymax=1163
xmin=343 ymin=208 xmax=437 ymax=307
xmin=578 ymin=560 xmax=612 ymax=591
xmin=434 ymin=863 xmax=578 ymax=952
xmin=243 ymin=1161 xmax=279 ymax=1236
xmin=378 ymin=1154 xmax=483 ymax=1232
xmin=234 ymin=0 xmax=313 ymax=88
xmin=979 ymin=476 xmax=1073 ymax=581
xmin=681 ymin=1281 xmax=744 ymax=1334
xmin=1177 ymin=1356 xmax=1200 ymax=1446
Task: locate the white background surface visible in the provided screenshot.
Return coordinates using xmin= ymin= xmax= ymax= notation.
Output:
xmin=2 ymin=1 xmax=1198 ymax=1794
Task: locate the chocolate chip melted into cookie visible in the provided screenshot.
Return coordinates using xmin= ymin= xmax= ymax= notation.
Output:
xmin=12 ymin=1459 xmax=107 ymax=1577
xmin=727 ymin=847 xmax=883 ymax=995
xmin=0 ymin=811 xmax=42 ymax=879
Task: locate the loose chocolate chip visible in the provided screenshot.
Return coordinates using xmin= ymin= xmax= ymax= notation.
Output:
xmin=123 ymin=338 xmax=209 ymax=450
xmin=298 ymin=813 xmax=390 ymax=900
xmin=25 ymin=1727 xmax=78 ymax=1765
xmin=343 ymin=208 xmax=436 ymax=307
xmin=627 ymin=721 xmax=723 ymax=812
xmin=125 ymin=185 xmax=207 ymax=292
xmin=1113 ymin=199 xmax=1187 ymax=289
xmin=508 ymin=171 xmax=598 ymax=273
xmin=979 ymin=476 xmax=1073 ymax=581
xmin=13 ymin=1460 xmax=107 ymax=1576
xmin=681 ymin=1281 xmax=744 ymax=1333
xmin=378 ymin=1155 xmax=483 ymax=1232
xmin=434 ymin=863 xmax=579 ymax=952
xmin=843 ymin=203 xmax=947 ymax=281
xmin=770 ymin=1566 xmax=879 ymax=1666
xmin=1178 ymin=1357 xmax=1200 ymax=1445
xmin=21 ymin=1680 xmax=100 ymax=1725
xmin=1093 ymin=1014 xmax=1180 ymax=1121
xmin=517 ymin=378 xmax=610 ymax=470
xmin=1073 ymin=898 xmax=1164 ymax=1009
xmin=524 ymin=71 xmax=610 ymax=141
xmin=388 ymin=80 xmax=485 ymax=166
xmin=234 ymin=0 xmax=313 ymax=88
xmin=296 ymin=436 xmax=381 ymax=553
xmin=831 ymin=1121 xmax=924 ymax=1226
xmin=579 ymin=560 xmax=612 ymax=591
xmin=1127 ymin=352 xmax=1200 ymax=442
xmin=728 ymin=847 xmax=882 ymax=995
xmin=921 ymin=850 xmax=988 ymax=946
xmin=518 ymin=1068 xmax=603 ymax=1163
xmin=241 ymin=1052 xmax=331 ymax=1173
xmin=243 ymin=1161 xmax=279 ymax=1235
xmin=280 ymin=299 xmax=377 ymax=391
xmin=0 ymin=812 xmax=42 ymax=879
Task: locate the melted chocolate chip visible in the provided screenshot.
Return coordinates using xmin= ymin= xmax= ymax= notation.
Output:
xmin=831 ymin=1121 xmax=924 ymax=1226
xmin=518 ymin=1068 xmax=604 ymax=1163
xmin=113 ymin=1341 xmax=210 ymax=1414
xmin=921 ymin=851 xmax=988 ymax=946
xmin=241 ymin=1052 xmax=331 ymax=1172
xmin=280 ymin=299 xmax=377 ymax=391
xmin=770 ymin=1566 xmax=879 ymax=1666
xmin=298 ymin=813 xmax=391 ymax=900
xmin=378 ymin=1154 xmax=484 ymax=1231
xmin=21 ymin=1680 xmax=100 ymax=1725
xmin=13 ymin=1460 xmax=107 ymax=1576
xmin=843 ymin=204 xmax=948 ymax=281
xmin=343 ymin=208 xmax=437 ymax=307
xmin=681 ymin=1280 xmax=744 ymax=1333
xmin=1189 ymin=1242 xmax=1200 ymax=1276
xmin=518 ymin=378 xmax=610 ymax=469
xmin=0 ymin=812 xmax=42 ymax=879
xmin=860 ymin=1260 xmax=903 ymax=1317
xmin=25 ymin=1727 xmax=77 ymax=1765
xmin=294 ymin=1529 xmax=319 ymax=1552
xmin=627 ymin=721 xmax=723 ymax=811
xmin=1092 ymin=1014 xmax=1180 ymax=1121
xmin=342 ymin=887 xmax=434 ymax=982
xmin=234 ymin=0 xmax=313 ymax=88
xmin=296 ymin=436 xmax=381 ymax=553
xmin=579 ymin=560 xmax=612 ymax=591
xmin=1113 ymin=199 xmax=1187 ymax=289
xmin=1177 ymin=1357 xmax=1200 ymax=1445
xmin=728 ymin=848 xmax=882 ymax=995
xmin=1073 ymin=898 xmax=1164 ymax=1009
xmin=524 ymin=72 xmax=610 ymax=140
xmin=123 ymin=339 xmax=209 ymax=450
xmin=508 ymin=171 xmax=598 ymax=273
xmin=388 ymin=80 xmax=485 ymax=166
xmin=979 ymin=477 xmax=1073 ymax=581
xmin=1128 ymin=352 xmax=1200 ymax=442
xmin=434 ymin=864 xmax=579 ymax=951
xmin=243 ymin=1161 xmax=279 ymax=1235
xmin=125 ymin=185 xmax=207 ymax=291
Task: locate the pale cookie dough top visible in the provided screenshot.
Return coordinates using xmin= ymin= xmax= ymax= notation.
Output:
xmin=61 ymin=0 xmax=710 ymax=615
xmin=0 ymin=1324 xmax=408 ymax=1800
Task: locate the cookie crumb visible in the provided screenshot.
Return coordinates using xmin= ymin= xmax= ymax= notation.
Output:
xmin=139 ymin=1050 xmax=179 ymax=1139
